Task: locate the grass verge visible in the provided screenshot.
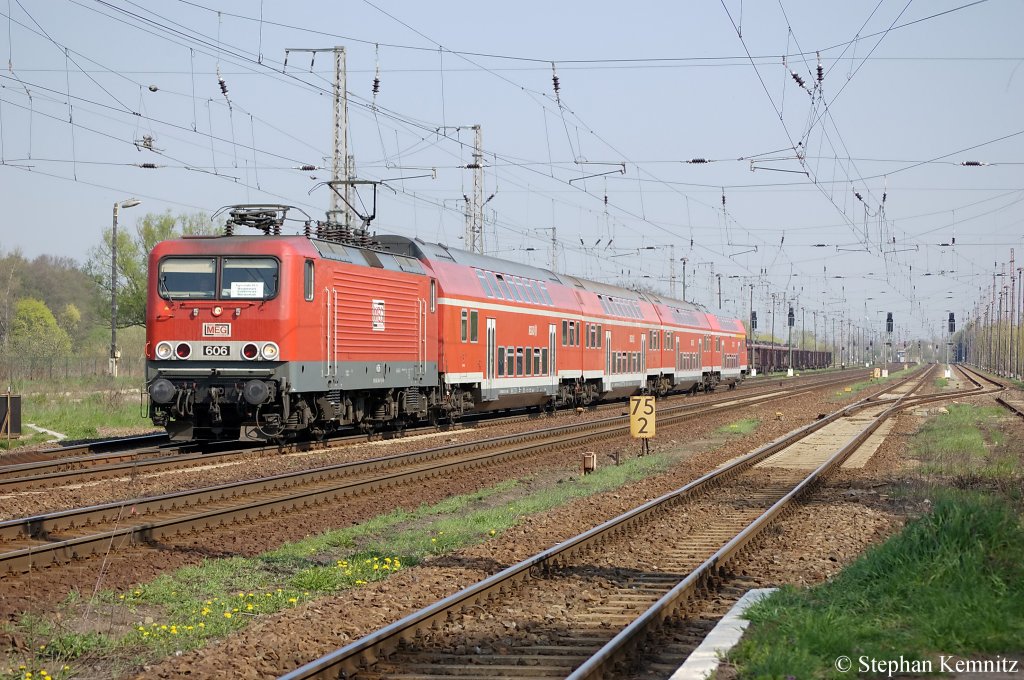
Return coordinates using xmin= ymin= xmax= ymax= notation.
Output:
xmin=717 ymin=418 xmax=759 ymax=436
xmin=5 ymin=391 xmax=151 ymax=445
xmin=912 ymin=403 xmax=1016 ymax=481
xmin=728 ymin=490 xmax=1024 ymax=678
xmin=2 ymin=451 xmax=675 ymax=676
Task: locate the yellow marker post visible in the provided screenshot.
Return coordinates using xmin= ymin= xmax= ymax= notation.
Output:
xmin=629 ymin=395 xmax=656 ymax=455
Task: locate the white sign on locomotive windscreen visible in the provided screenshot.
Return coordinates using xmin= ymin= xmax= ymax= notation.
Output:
xmin=231 ymin=281 xmax=264 ymax=298
xmin=372 ymin=300 xmax=386 ymax=331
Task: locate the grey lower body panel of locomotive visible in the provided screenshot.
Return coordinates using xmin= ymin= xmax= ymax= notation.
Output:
xmin=146 ymin=359 xmax=440 ymax=441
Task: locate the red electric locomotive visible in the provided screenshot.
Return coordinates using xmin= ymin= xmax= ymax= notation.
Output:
xmin=145 ymin=205 xmax=747 ymax=441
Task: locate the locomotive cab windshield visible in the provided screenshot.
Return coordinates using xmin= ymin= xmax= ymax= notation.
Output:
xmin=157 ymin=256 xmax=279 ymax=300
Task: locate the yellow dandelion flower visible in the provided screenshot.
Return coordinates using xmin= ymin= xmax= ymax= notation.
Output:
xmin=133 ymin=590 xmax=141 ymax=595
xmin=247 ymin=592 xmax=254 ymax=597
xmin=489 ymin=529 xmax=496 ymax=536
xmin=138 ymin=626 xmax=145 ymax=632
xmin=431 ymin=538 xmax=436 ymax=543
xmin=170 ymin=629 xmax=178 ymax=635
xmin=232 ymin=607 xmax=239 ymax=612
xmin=223 ymin=612 xmax=232 ymax=618
xmin=373 ymin=564 xmax=379 ymax=570
xmin=160 ymin=625 xmax=167 ymax=630
xmin=288 ymin=597 xmax=297 ymax=604
xmin=205 ymin=600 xmax=212 ymax=605
xmin=118 ymin=594 xmax=125 ymax=600
xmin=39 ymin=645 xmax=46 ymax=650
xmin=198 ymin=622 xmax=205 ymax=628
xmin=142 ymin=632 xmax=149 ymax=637
xmin=237 ymin=591 xmax=245 ymax=598
xmin=186 ymin=626 xmax=193 ymax=631
xmin=246 ymin=604 xmax=253 ymax=611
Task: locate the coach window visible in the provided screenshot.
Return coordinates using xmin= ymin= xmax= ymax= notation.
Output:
xmin=516 ymin=347 xmax=525 ymax=376
xmin=494 ymin=274 xmax=512 ymax=300
xmin=222 ymin=257 xmax=279 ymax=299
xmin=497 ymin=347 xmax=506 ymax=376
xmin=506 ymin=350 xmax=515 ymax=377
xmin=470 ymin=310 xmax=479 ymax=343
xmin=430 ymin=280 xmax=436 ymax=312
xmin=507 ymin=278 xmax=523 ymax=302
xmin=562 ymin=320 xmax=568 ymax=346
xmin=304 ymin=260 xmax=314 ymax=301
xmin=541 ymin=348 xmax=549 ymax=375
xmin=476 ymin=270 xmax=493 ymax=298
xmin=461 ymin=309 xmax=468 ymax=343
xmin=539 ymin=282 xmax=553 ymax=305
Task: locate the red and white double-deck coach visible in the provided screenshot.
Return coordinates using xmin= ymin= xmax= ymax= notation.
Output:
xmin=145 ymin=205 xmax=746 ymax=441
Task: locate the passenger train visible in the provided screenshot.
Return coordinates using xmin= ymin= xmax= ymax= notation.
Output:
xmin=145 ymin=205 xmax=748 ymax=440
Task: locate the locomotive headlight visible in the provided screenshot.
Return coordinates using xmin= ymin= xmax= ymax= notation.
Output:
xmin=155 ymin=342 xmax=173 ymax=360
xmin=175 ymin=342 xmax=192 ymax=359
xmin=261 ymin=342 xmax=280 ymax=360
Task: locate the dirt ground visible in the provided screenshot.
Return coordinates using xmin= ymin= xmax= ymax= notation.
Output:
xmin=6 ymin=373 xmax=1009 ymax=679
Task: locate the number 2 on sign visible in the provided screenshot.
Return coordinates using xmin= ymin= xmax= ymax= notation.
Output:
xmin=629 ymin=396 xmax=656 ymax=438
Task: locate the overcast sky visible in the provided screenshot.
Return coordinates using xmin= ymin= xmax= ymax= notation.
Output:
xmin=1 ymin=0 xmax=1021 ymax=343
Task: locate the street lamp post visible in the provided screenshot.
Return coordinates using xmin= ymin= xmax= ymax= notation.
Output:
xmin=110 ymin=199 xmax=141 ymax=378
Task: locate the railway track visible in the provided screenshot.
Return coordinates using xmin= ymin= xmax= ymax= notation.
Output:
xmin=278 ymin=364 xmax=997 ymax=680
xmin=0 ymin=369 xmax=870 ymax=491
xmin=0 ymin=369 xmax=892 ymax=574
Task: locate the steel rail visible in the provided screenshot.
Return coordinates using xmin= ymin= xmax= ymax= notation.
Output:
xmin=0 ymin=370 xmax=868 ymax=487
xmin=279 ymin=368 xmax=957 ymax=680
xmin=0 ymin=371 xmax=892 ymax=575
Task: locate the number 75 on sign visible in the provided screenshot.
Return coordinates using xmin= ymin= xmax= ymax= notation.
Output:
xmin=629 ymin=396 xmax=656 ymax=438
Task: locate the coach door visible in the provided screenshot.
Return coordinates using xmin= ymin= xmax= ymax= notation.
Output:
xmin=640 ymin=333 xmax=647 ymax=387
xmin=485 ymin=318 xmax=497 ymax=394
xmin=604 ymin=329 xmax=613 ymax=391
xmin=547 ymin=324 xmax=557 ymax=390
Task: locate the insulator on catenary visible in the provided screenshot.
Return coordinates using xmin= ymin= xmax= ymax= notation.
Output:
xmin=816 ymin=51 xmax=824 ymax=83
xmin=961 ymin=160 xmax=988 ymax=166
xmin=790 ymin=70 xmax=806 ymax=89
xmin=854 ymin=191 xmax=863 ymax=201
xmin=551 ymin=62 xmax=561 ymax=102
xmin=137 ymin=163 xmax=157 ymax=169
xmin=298 ymin=164 xmax=317 ymax=171
xmin=218 ymin=76 xmax=228 ymax=97
xmin=688 ymin=158 xmax=709 ymax=164
xmin=372 ymin=76 xmax=380 ymax=95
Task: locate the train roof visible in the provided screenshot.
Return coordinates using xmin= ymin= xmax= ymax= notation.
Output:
xmin=375 ymin=234 xmax=729 ymax=317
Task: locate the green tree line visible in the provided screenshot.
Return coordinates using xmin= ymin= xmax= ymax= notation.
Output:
xmin=1 ymin=211 xmax=216 ymax=362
